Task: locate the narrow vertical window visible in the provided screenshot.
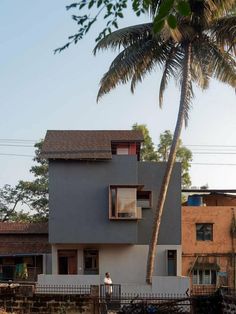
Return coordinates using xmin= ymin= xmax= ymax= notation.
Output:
xmin=167 ymin=250 xmax=177 ymax=276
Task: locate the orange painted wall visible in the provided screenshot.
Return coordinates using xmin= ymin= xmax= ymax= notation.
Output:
xmin=182 ymin=206 xmax=236 ymax=289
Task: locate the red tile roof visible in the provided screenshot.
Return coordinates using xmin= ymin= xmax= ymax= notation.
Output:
xmin=0 ymin=222 xmax=48 ymax=234
xmin=41 ymin=130 xmax=143 ymax=160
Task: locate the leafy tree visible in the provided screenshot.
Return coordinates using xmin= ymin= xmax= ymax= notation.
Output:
xmin=0 ymin=185 xmax=23 ymax=222
xmin=132 ymin=125 xmax=192 ymax=187
xmin=16 ymin=141 xmax=49 ymax=222
xmin=132 ymin=123 xmax=159 ymax=161
xmin=91 ymin=0 xmax=236 ymax=284
xmin=0 ymin=141 xmax=49 ymax=222
xmin=157 ymin=130 xmax=192 ymax=188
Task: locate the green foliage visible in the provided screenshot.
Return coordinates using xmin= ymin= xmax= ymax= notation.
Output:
xmin=157 ymin=130 xmax=192 ymax=188
xmin=55 ymin=0 xmax=196 ymax=52
xmin=0 ymin=141 xmax=49 ymax=222
xmin=132 ymin=124 xmax=159 ymax=161
xmin=16 ymin=141 xmax=49 ymax=221
xmin=0 ymin=185 xmax=22 ymax=222
xmin=132 ymin=125 xmax=192 ymax=187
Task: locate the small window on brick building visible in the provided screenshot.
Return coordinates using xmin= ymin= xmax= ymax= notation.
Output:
xmin=193 ymin=269 xmax=216 ymax=285
xmin=196 ymin=223 xmax=213 ymax=241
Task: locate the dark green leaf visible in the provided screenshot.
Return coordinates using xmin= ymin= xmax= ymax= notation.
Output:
xmin=97 ymin=0 xmax=102 ymax=8
xmin=153 ymin=17 xmax=165 ymax=33
xmin=158 ymin=0 xmax=175 ymax=19
xmin=177 ymin=1 xmax=191 ymax=16
xmin=167 ymin=14 xmax=177 ymax=29
xmin=88 ymin=0 xmax=95 ymax=9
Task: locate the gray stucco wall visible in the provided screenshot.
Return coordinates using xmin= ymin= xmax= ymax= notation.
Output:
xmin=49 ymin=156 xmax=181 ymax=245
xmin=138 ymin=162 xmax=181 ymax=245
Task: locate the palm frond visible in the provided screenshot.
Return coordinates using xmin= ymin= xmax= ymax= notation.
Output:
xmin=97 ymin=39 xmax=168 ymax=101
xmin=94 ymin=23 xmax=153 ymax=54
xmin=210 ymin=15 xmax=236 ymax=55
xmin=159 ymin=45 xmax=184 ymax=108
xmin=207 ymin=41 xmax=236 ymax=88
xmin=209 ymin=0 xmax=236 ymax=15
xmin=191 ymin=39 xmax=212 ymax=90
xmin=130 ymin=41 xmax=174 ymax=94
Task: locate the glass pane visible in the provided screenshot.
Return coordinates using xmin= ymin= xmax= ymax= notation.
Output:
xmin=117 ymin=188 xmax=137 ymax=218
xmin=111 ymin=188 xmax=116 ymax=217
xmin=204 ymin=225 xmax=213 ymax=240
xmin=196 ymin=224 xmax=204 ymax=241
xmin=204 ymin=270 xmax=210 ymax=284
xmin=196 ymin=224 xmax=213 ymax=241
xmin=193 ymin=270 xmax=198 ymax=285
xmin=117 ymin=147 xmax=129 ymax=155
xmin=211 ymin=270 xmax=216 ymax=284
xmin=199 ymin=270 xmax=203 ymax=284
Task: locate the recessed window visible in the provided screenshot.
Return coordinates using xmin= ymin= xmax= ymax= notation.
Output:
xmin=167 ymin=250 xmax=177 ymax=276
xmin=196 ymin=223 xmax=213 ymax=241
xmin=137 ymin=190 xmax=152 ymax=208
xmin=84 ymin=250 xmax=99 ymax=275
xmin=58 ymin=250 xmax=77 ymax=275
xmin=117 ymin=147 xmax=129 ymax=155
xmin=109 ymin=186 xmax=142 ymax=219
xmin=193 ymin=269 xmax=216 ymax=285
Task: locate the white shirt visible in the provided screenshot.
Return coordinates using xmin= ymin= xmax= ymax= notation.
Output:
xmin=104 ymin=277 xmax=112 ymax=294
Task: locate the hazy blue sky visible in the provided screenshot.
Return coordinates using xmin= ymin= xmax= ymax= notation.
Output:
xmin=0 ymin=0 xmax=236 ymax=189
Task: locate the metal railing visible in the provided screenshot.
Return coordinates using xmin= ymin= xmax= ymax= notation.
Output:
xmin=35 ymin=284 xmax=92 ymax=295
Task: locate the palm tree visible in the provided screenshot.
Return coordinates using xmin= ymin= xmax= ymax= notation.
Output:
xmin=94 ymin=0 xmax=236 ymax=284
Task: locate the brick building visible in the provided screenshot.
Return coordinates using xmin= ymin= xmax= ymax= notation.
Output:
xmin=182 ymin=190 xmax=236 ymax=293
xmin=0 ymin=223 xmax=51 ymax=282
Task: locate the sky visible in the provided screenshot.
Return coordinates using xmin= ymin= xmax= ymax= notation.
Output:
xmin=0 ymin=0 xmax=236 ymax=189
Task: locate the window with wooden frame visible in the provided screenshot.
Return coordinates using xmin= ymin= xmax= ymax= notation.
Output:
xmin=58 ymin=250 xmax=77 ymax=275
xmin=109 ymin=185 xmax=143 ymax=220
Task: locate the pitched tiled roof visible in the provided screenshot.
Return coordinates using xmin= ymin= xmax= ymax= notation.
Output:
xmin=0 ymin=222 xmax=48 ymax=234
xmin=41 ymin=130 xmax=143 ymax=160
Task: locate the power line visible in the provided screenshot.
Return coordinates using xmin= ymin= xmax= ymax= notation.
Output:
xmin=185 ymin=144 xmax=236 ymax=148
xmin=191 ymin=162 xmax=236 ymax=166
xmin=0 ymin=144 xmax=34 ymax=148
xmin=0 ymin=139 xmax=36 ymax=142
xmin=191 ymin=152 xmax=236 ymax=155
xmin=0 ymin=153 xmax=34 ymax=158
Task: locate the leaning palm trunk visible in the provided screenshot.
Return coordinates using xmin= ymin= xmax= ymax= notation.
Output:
xmin=94 ymin=1 xmax=236 ymax=286
xmin=146 ymin=43 xmax=192 ymax=284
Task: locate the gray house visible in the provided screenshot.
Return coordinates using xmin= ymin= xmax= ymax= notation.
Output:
xmin=40 ymin=130 xmax=185 ymax=289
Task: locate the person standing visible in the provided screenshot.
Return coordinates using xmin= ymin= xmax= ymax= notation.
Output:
xmin=104 ymin=272 xmax=112 ymax=299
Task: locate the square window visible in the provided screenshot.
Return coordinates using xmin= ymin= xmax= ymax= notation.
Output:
xmin=109 ymin=186 xmax=142 ymax=220
xmin=196 ymin=223 xmax=213 ymax=241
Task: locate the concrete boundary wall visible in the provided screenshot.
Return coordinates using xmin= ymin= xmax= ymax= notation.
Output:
xmin=37 ymin=275 xmax=190 ymax=295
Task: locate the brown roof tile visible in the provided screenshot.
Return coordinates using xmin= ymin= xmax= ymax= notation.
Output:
xmin=41 ymin=130 xmax=143 ymax=160
xmin=0 ymin=223 xmax=48 ymax=234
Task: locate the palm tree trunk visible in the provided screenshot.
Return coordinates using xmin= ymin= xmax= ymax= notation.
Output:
xmin=146 ymin=43 xmax=192 ymax=284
